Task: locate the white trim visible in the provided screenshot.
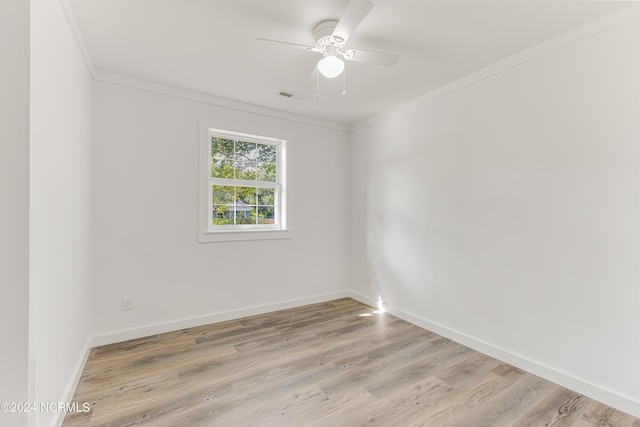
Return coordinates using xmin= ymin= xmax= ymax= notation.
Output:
xmin=94 ymin=70 xmax=348 ymax=132
xmin=52 ymin=338 xmax=92 ymax=427
xmin=55 ymin=291 xmax=640 ymax=422
xmin=209 ymin=179 xmax=279 ymax=189
xmin=200 ymin=125 xmax=289 ymax=241
xmin=347 ymin=290 xmax=378 ymax=308
xmin=58 ymin=0 xmax=96 ymax=77
xmin=59 ymin=0 xmax=640 ymax=132
xmin=201 ymin=228 xmax=292 ymax=242
xmin=89 ymin=290 xmax=351 ymax=348
xmin=350 ymin=4 xmax=640 ymax=131
xmin=208 ymin=128 xmax=284 ymax=146
xmin=347 ymin=290 xmax=640 ymax=419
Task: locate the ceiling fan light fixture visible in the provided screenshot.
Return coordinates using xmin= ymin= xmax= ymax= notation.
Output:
xmin=318 ymin=54 xmax=345 ymax=78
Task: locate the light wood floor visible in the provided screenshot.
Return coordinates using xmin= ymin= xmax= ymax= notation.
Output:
xmin=63 ymin=298 xmax=639 ymax=426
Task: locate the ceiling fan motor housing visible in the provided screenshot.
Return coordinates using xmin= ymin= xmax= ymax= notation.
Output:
xmin=313 ymin=20 xmax=355 ymax=60
xmin=314 ymin=20 xmax=345 ymax=48
xmin=256 ymin=0 xmax=397 ymax=76
xmin=313 ymin=20 xmax=339 ymax=41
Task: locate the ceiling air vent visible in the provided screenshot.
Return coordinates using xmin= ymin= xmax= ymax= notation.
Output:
xmin=277 ymin=90 xmax=307 ymax=101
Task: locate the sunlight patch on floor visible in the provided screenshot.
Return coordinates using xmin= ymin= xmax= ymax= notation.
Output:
xmin=358 ymin=295 xmax=386 ymax=316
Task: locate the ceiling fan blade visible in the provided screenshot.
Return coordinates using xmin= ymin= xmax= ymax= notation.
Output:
xmin=332 ymin=0 xmax=372 ymax=43
xmin=347 ymin=48 xmax=399 ymax=67
xmin=308 ymin=66 xmax=318 ymax=84
xmin=255 ymin=38 xmax=316 ymax=52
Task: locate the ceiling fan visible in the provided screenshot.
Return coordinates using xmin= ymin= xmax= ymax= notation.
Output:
xmin=256 ymin=0 xmax=399 ymax=91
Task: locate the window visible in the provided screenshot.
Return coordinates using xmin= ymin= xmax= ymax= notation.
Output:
xmin=199 ymin=125 xmax=289 ymax=242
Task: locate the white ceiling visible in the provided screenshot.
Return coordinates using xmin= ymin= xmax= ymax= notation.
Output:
xmin=68 ymin=0 xmax=627 ymax=125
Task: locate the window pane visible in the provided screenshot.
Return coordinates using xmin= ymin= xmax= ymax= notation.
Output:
xmin=235 ymin=206 xmax=256 ymax=224
xmin=212 ymin=159 xmax=234 ymax=179
xmin=235 ymin=159 xmax=257 ymax=180
xmin=211 ymin=137 xmax=234 ymax=159
xmin=212 ymin=205 xmax=234 ymax=225
xmin=256 ymin=145 xmax=277 ymax=182
xmin=236 ymin=187 xmax=257 ymax=205
xmin=256 ymin=162 xmax=276 ymax=182
xmin=257 ymin=188 xmax=275 ymax=205
xmin=257 ymin=144 xmax=276 ymax=163
xmin=258 ymin=206 xmax=275 ymax=224
xmin=212 ymin=185 xmax=234 ymax=205
xmin=235 ymin=141 xmax=258 ymax=161
xmin=204 ymin=128 xmax=285 ymax=235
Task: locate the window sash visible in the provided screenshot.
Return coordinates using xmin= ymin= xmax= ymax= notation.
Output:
xmin=208 ymin=181 xmax=282 ymax=230
xmin=209 ymin=178 xmax=279 ymax=188
xmin=206 ymin=129 xmax=285 ymax=232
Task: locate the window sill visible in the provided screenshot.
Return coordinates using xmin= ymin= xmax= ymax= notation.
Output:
xmin=199 ymin=229 xmax=292 ymax=243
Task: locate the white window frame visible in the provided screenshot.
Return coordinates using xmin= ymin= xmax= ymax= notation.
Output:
xmin=199 ymin=123 xmax=291 ymax=242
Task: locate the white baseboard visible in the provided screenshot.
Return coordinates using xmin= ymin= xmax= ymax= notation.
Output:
xmin=52 ymin=291 xmax=350 ymax=426
xmin=57 ymin=290 xmax=639 ymax=423
xmin=347 ymin=290 xmax=640 ymax=419
xmin=53 ymin=338 xmax=91 ymax=427
xmin=89 ymin=290 xmax=351 ymax=348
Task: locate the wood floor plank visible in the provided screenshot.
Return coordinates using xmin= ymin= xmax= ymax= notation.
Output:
xmin=335 ymin=375 xmax=455 ymax=426
xmin=362 ymin=340 xmax=476 ymax=399
xmin=414 ymin=370 xmax=521 ymax=425
xmin=576 ymin=400 xmax=639 ymax=427
xmin=62 ymin=298 xmax=639 ymax=426
xmin=449 ymin=373 xmax=561 ymax=427
xmin=511 ymin=388 xmax=587 ymax=427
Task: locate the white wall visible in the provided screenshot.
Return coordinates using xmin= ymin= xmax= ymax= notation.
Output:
xmin=0 ymin=1 xmax=30 ymax=426
xmin=350 ymin=16 xmax=640 ymax=416
xmin=90 ymin=81 xmax=350 ymax=338
xmin=30 ymin=0 xmax=93 ymax=425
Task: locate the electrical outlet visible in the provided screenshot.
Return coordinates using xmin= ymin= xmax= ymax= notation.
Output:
xmin=122 ymin=296 xmax=133 ymax=311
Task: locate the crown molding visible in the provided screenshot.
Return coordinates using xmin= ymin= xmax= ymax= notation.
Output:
xmin=58 ymin=0 xmax=95 ymax=77
xmin=93 ymin=70 xmax=349 ymax=132
xmin=350 ymin=4 xmax=640 ymax=132
xmin=57 ymin=0 xmax=640 ymax=134
xmin=57 ymin=0 xmax=347 ymax=132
